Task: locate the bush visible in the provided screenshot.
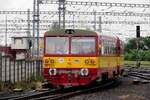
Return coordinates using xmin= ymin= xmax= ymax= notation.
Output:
xmin=125 ymin=52 xmax=137 ymax=61
xmin=124 ymin=53 xmax=132 ymax=60
xmin=144 ymin=51 xmax=150 ymax=61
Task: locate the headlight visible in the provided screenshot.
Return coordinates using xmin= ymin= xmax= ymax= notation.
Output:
xmin=90 ymin=59 xmax=96 ymax=65
xmin=44 ymin=58 xmax=55 ymax=65
xmin=85 ymin=59 xmax=89 ymax=64
xmin=49 ymin=68 xmax=57 ymax=75
xmin=80 ymin=68 xmax=89 ymax=76
xmin=50 ymin=59 xmax=55 ymax=64
xmin=44 ymin=58 xmax=50 ymax=64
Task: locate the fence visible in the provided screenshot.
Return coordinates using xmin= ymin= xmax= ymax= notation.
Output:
xmin=0 ymin=55 xmax=43 ymax=83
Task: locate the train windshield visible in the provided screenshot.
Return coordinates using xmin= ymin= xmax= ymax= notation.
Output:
xmin=45 ymin=37 xmax=69 ymax=54
xmin=71 ymin=37 xmax=96 ymax=55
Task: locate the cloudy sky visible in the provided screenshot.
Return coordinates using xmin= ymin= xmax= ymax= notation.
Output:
xmin=0 ymin=0 xmax=150 ymax=45
xmin=0 ymin=0 xmax=150 ymax=10
xmin=0 ymin=0 xmax=33 ymax=10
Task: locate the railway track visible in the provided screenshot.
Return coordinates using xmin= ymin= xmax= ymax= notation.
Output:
xmin=126 ymin=68 xmax=150 ymax=83
xmin=0 ymin=88 xmax=61 ymax=100
xmin=32 ymin=80 xmax=120 ymax=100
xmin=0 ymin=80 xmax=120 ymax=100
xmin=129 ymin=72 xmax=150 ymax=79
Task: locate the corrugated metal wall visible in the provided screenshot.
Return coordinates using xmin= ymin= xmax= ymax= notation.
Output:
xmin=0 ymin=54 xmax=43 ymax=83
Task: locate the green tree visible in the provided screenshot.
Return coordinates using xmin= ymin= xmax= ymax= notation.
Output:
xmin=125 ymin=36 xmax=150 ymax=61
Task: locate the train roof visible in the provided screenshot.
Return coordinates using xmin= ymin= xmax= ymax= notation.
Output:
xmin=45 ymin=29 xmax=97 ymax=36
xmin=100 ymin=35 xmax=118 ymax=41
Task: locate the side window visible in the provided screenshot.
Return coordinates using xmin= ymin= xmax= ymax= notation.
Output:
xmin=99 ymin=39 xmax=101 ymax=55
xmin=104 ymin=41 xmax=107 ymax=54
xmin=120 ymin=41 xmax=124 ymax=55
xmin=100 ymin=38 xmax=119 ymax=55
xmin=108 ymin=41 xmax=111 ymax=54
xmin=101 ymin=40 xmax=109 ymax=55
xmin=101 ymin=39 xmax=105 ymax=55
xmin=107 ymin=41 xmax=109 ymax=54
xmin=112 ymin=43 xmax=115 ymax=54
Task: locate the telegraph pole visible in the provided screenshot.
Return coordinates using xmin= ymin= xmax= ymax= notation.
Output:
xmin=27 ymin=9 xmax=31 ymax=38
xmin=136 ymin=25 xmax=140 ymax=67
xmin=37 ymin=0 xmax=40 ymax=57
xmin=58 ymin=1 xmax=61 ymax=29
xmin=99 ymin=16 xmax=102 ymax=33
xmin=33 ymin=0 xmax=36 ymax=56
xmin=73 ymin=14 xmax=75 ymax=29
xmin=63 ymin=0 xmax=66 ymax=29
xmin=94 ymin=11 xmax=96 ymax=31
xmin=33 ymin=0 xmax=40 ymax=56
xmin=27 ymin=9 xmax=32 ymax=57
xmin=5 ymin=15 xmax=7 ymax=48
xmin=58 ymin=0 xmax=66 ymax=29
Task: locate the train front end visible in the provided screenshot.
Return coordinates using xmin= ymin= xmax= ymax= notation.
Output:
xmin=43 ymin=30 xmax=99 ymax=87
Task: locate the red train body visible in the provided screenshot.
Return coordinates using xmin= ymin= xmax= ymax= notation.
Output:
xmin=43 ymin=29 xmax=124 ymax=87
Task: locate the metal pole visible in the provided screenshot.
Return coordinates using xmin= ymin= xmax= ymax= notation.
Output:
xmin=136 ymin=26 xmax=140 ymax=68
xmin=58 ymin=0 xmax=66 ymax=29
xmin=27 ymin=9 xmax=31 ymax=57
xmin=136 ymin=38 xmax=140 ymax=67
xmin=27 ymin=9 xmax=31 ymax=38
xmin=5 ymin=15 xmax=7 ymax=47
xmin=94 ymin=11 xmax=96 ymax=31
xmin=33 ymin=0 xmax=36 ymax=56
xmin=63 ymin=0 xmax=66 ymax=29
xmin=37 ymin=0 xmax=40 ymax=56
xmin=33 ymin=0 xmax=40 ymax=57
xmin=58 ymin=0 xmax=61 ymax=29
xmin=99 ymin=16 xmax=102 ymax=33
xmin=73 ymin=14 xmax=75 ymax=29
xmin=5 ymin=15 xmax=7 ymax=82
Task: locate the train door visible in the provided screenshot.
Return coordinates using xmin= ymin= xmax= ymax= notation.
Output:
xmin=116 ymin=38 xmax=121 ymax=75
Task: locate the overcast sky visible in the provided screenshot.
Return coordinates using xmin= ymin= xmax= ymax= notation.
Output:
xmin=1 ymin=0 xmax=150 ymax=10
xmin=0 ymin=0 xmax=150 ymax=45
xmin=0 ymin=0 xmax=33 ymax=10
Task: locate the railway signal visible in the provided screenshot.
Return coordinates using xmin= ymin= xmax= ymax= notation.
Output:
xmin=136 ymin=26 xmax=140 ymax=38
xmin=136 ymin=26 xmax=141 ymax=67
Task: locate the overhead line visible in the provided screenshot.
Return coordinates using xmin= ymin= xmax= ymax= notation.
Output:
xmin=0 ymin=20 xmax=150 ymax=27
xmin=0 ymin=11 xmax=150 ymax=17
xmin=41 ymin=0 xmax=150 ymax=8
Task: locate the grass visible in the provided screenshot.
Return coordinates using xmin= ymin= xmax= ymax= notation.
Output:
xmin=13 ymin=75 xmax=44 ymax=90
xmin=0 ymin=81 xmax=13 ymax=92
xmin=124 ymin=61 xmax=150 ymax=68
xmin=0 ymin=75 xmax=44 ymax=92
xmin=125 ymin=61 xmax=150 ymax=65
xmin=0 ymin=81 xmax=36 ymax=92
xmin=13 ymin=81 xmax=35 ymax=90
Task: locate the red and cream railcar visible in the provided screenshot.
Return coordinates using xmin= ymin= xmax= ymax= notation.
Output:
xmin=43 ymin=29 xmax=124 ymax=87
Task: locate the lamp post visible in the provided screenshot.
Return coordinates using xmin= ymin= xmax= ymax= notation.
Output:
xmin=136 ymin=26 xmax=140 ymax=68
xmin=5 ymin=15 xmax=7 ymax=47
